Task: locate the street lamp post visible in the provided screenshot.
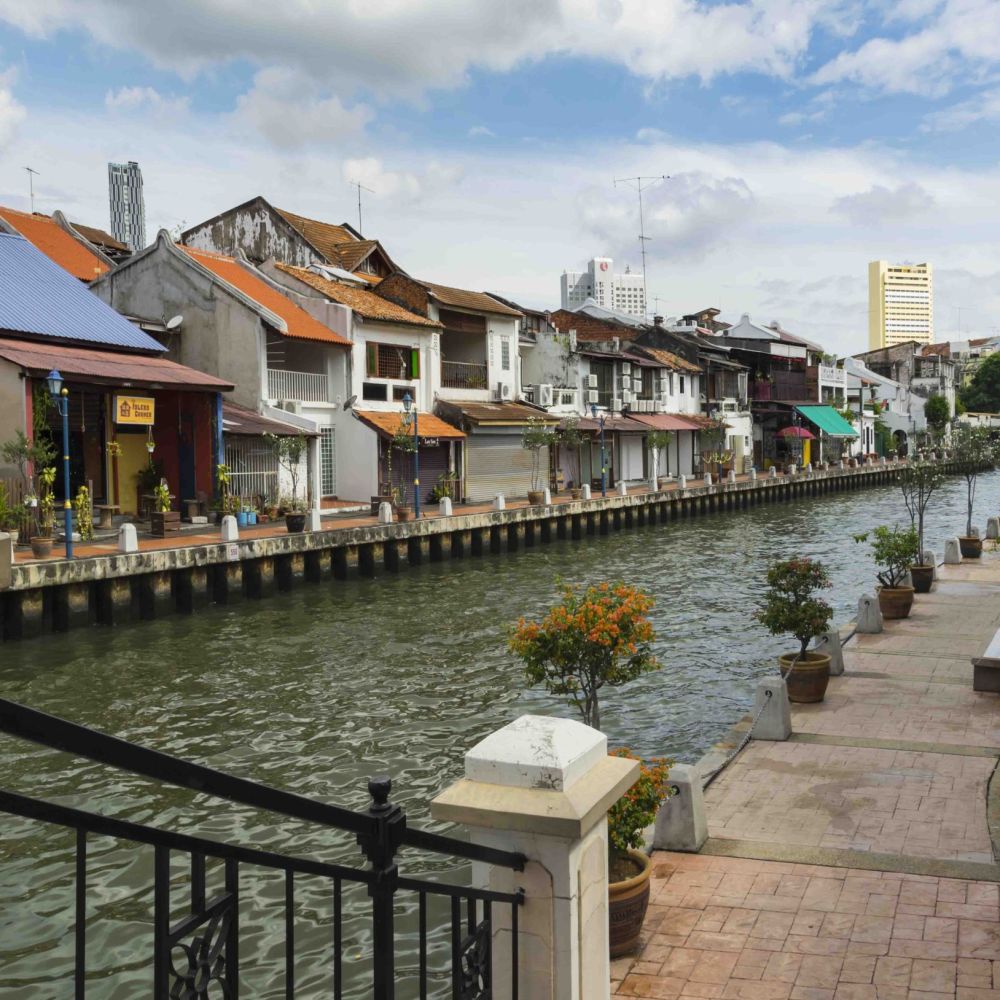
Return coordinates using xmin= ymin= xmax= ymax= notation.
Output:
xmin=45 ymin=369 xmax=73 ymax=559
xmin=590 ymin=403 xmax=607 ymax=497
xmin=402 ymin=393 xmax=420 ymax=518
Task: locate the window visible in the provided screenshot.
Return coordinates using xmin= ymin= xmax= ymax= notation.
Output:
xmin=641 ymin=367 xmax=654 ymax=398
xmin=501 ymin=338 xmax=511 ymax=371
xmin=366 ymin=342 xmax=420 ymax=380
xmin=591 ymin=360 xmax=614 ymax=408
xmin=679 ymin=375 xmax=686 ymax=394
xmin=362 ymin=382 xmax=388 ymax=401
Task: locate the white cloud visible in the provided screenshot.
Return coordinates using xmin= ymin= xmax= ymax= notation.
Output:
xmin=105 ymin=85 xmax=189 ymax=116
xmin=831 ymin=181 xmax=934 ymax=223
xmin=922 ymin=88 xmax=1000 ymax=131
xmin=468 ymin=125 xmax=495 ymax=138
xmin=778 ymin=109 xmax=825 ymax=126
xmin=0 ymin=67 xmax=25 ymax=147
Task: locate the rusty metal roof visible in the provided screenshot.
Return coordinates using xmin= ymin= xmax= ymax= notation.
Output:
xmin=222 ymin=401 xmax=317 ymax=436
xmin=436 ymin=400 xmax=557 ymax=426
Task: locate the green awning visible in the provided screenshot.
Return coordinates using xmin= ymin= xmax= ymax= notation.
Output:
xmin=795 ymin=405 xmax=858 ymax=438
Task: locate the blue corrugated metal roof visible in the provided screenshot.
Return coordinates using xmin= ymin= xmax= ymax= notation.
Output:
xmin=0 ymin=233 xmax=163 ymax=351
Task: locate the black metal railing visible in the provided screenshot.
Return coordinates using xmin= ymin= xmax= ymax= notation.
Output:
xmin=0 ymin=698 xmax=525 ymax=999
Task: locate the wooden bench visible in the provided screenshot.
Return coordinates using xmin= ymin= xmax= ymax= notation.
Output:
xmin=94 ymin=504 xmax=120 ymax=529
xmin=972 ymin=631 xmax=1000 ymax=692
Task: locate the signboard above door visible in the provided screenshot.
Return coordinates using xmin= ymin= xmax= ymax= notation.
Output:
xmin=114 ymin=394 xmax=155 ymax=426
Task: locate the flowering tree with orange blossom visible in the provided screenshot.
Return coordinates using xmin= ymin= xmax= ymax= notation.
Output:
xmin=509 ymin=582 xmax=659 ymax=730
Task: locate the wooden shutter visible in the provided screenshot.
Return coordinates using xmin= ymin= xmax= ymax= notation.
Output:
xmin=410 ymin=349 xmax=421 ymax=379
xmin=366 ymin=343 xmax=377 ymax=376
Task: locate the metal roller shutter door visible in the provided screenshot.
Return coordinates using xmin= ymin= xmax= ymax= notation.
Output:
xmin=389 ymin=443 xmax=450 ymax=507
xmin=465 ymin=436 xmax=545 ymax=503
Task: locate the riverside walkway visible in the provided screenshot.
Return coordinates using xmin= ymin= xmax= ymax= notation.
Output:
xmin=617 ymin=551 xmax=1000 ymax=1000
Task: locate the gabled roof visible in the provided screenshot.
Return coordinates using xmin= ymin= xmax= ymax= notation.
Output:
xmin=0 ymin=233 xmax=163 ymax=351
xmin=274 ymin=263 xmax=441 ymax=328
xmin=70 ymin=221 xmax=128 ymax=254
xmin=635 ymin=346 xmax=701 ymax=374
xmin=418 ymin=279 xmax=522 ymax=317
xmin=0 ymin=205 xmax=112 ymax=282
xmin=274 ymin=206 xmax=397 ymax=274
xmin=355 ymin=409 xmax=466 ymax=439
xmin=179 ymin=246 xmax=350 ymax=347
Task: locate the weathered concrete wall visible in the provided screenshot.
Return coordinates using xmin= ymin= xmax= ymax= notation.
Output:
xmin=183 ymin=200 xmax=320 ymax=267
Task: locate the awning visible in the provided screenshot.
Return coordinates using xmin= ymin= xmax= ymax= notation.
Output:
xmin=795 ymin=405 xmax=858 ymax=438
xmin=629 ymin=413 xmax=702 ymax=432
xmin=576 ymin=415 xmax=649 ymax=434
xmin=222 ymin=401 xmax=318 ymax=437
xmin=0 ymin=336 xmax=234 ymax=391
xmin=436 ymin=400 xmax=558 ymax=426
xmin=355 ymin=409 xmax=465 ymax=440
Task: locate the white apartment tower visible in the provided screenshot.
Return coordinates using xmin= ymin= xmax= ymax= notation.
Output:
xmin=561 ymin=256 xmax=646 ymax=318
xmin=108 ymin=160 xmax=147 ymax=252
xmin=868 ymin=260 xmax=933 ymax=350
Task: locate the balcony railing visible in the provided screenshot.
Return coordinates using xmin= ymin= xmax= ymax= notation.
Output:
xmin=818 ymin=364 xmax=846 ymax=387
xmin=266 ymin=368 xmax=330 ymax=403
xmin=441 ymin=360 xmax=488 ymax=390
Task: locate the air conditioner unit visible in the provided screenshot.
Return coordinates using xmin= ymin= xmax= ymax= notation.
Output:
xmin=537 ymin=383 xmax=554 ymax=407
xmin=622 ymin=390 xmax=633 ymax=404
xmin=621 ymin=362 xmax=632 ymax=375
xmin=640 ymin=400 xmax=651 ymax=413
xmin=611 ymin=397 xmax=623 ymax=411
xmin=587 ymin=389 xmax=599 ymax=404
xmin=587 ymin=373 xmax=598 ymax=388
xmin=496 ymin=381 xmax=512 ymax=401
xmin=632 ymin=377 xmax=642 ymax=392
xmin=654 ymin=401 xmax=666 ymax=413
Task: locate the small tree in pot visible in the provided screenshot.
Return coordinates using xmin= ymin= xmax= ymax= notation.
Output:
xmin=854 ymin=525 xmax=919 ymax=619
xmin=952 ymin=425 xmax=995 ymax=557
xmin=898 ymin=461 xmax=944 ymax=592
xmin=388 ymin=421 xmax=418 ymax=518
xmin=557 ymin=418 xmax=585 ymax=497
xmin=266 ymin=433 xmax=309 ymax=532
xmin=755 ymin=558 xmax=834 ymax=703
xmin=521 ymin=417 xmax=556 ymax=504
xmin=646 ymin=430 xmax=673 ymax=489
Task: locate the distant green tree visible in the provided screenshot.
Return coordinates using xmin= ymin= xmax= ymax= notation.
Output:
xmin=924 ymin=394 xmax=950 ymax=438
xmin=961 ymin=353 xmax=1000 ymax=413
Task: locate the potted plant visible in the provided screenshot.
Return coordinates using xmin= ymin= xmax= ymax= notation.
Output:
xmin=73 ymin=485 xmax=93 ymax=542
xmin=952 ymin=425 xmax=995 ymax=558
xmin=0 ymin=482 xmax=22 ymax=544
xmin=150 ymin=481 xmax=180 ymax=536
xmin=392 ymin=485 xmax=412 ymax=521
xmin=509 ymin=581 xmax=661 ymax=956
xmin=646 ymin=430 xmax=673 ymax=489
xmin=755 ymin=557 xmax=833 ymax=703
xmin=854 ymin=525 xmax=919 ymax=619
xmin=898 ymin=461 xmax=944 ymax=592
xmin=606 ymin=750 xmax=672 ymax=957
xmin=558 ymin=419 xmax=586 ymax=498
xmin=267 ymin=433 xmax=309 ymax=532
xmin=30 ymin=466 xmax=56 ymax=558
xmin=521 ymin=417 xmax=556 ymax=504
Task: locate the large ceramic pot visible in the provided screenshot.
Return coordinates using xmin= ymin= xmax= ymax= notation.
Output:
xmin=30 ymin=535 xmax=53 ymax=558
xmin=779 ymin=651 xmax=831 ymax=703
xmin=285 ymin=512 xmax=307 ymax=533
xmin=527 ymin=490 xmax=546 ymax=505
xmin=910 ymin=565 xmax=934 ymax=594
xmin=959 ymin=536 xmax=983 ymax=559
xmin=878 ymin=585 xmax=915 ymax=620
xmin=608 ymin=849 xmax=653 ymax=958
xmin=396 ymin=506 xmax=413 ymax=522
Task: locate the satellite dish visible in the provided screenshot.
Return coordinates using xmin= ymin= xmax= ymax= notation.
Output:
xmin=166 ymin=315 xmax=184 ymax=331
xmin=343 ymin=394 xmax=358 ymax=411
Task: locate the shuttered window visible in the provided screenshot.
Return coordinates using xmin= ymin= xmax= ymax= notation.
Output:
xmin=366 ymin=342 xmax=419 ymax=380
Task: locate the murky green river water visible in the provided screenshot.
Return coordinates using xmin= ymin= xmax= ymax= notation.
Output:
xmin=0 ymin=471 xmax=996 ymax=996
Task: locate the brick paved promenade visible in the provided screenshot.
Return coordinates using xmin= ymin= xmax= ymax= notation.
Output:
xmin=616 ymin=553 xmax=1000 ymax=1000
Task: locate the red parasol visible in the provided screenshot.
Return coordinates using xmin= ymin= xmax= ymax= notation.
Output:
xmin=776 ymin=425 xmax=815 ymax=439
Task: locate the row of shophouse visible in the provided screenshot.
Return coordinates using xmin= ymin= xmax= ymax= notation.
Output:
xmin=0 ymin=195 xmax=962 ymax=517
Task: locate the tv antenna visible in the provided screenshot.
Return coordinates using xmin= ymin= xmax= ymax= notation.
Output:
xmin=349 ymin=179 xmax=375 ymax=235
xmin=613 ymin=174 xmax=669 ymax=319
xmin=25 ymin=167 xmax=39 ymax=213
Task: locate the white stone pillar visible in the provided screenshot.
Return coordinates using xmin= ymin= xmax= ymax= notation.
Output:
xmin=494 ymin=494 xmax=506 ymax=511
xmin=653 ymin=763 xmax=706 ymax=852
xmin=438 ymin=497 xmax=453 ymax=517
xmin=616 ymin=481 xmax=627 ymax=497
xmin=306 ymin=509 xmax=322 ymax=531
xmin=944 ymin=538 xmax=962 ymax=564
xmin=753 ymin=677 xmax=791 ymax=740
xmin=987 ymin=516 xmax=999 ymax=540
xmin=813 ymin=629 xmax=844 ymax=676
xmin=703 ymin=473 xmax=712 ymax=487
xmin=580 ymin=484 xmax=591 ymax=500
xmin=432 ymin=715 xmax=637 ymax=1000
xmin=768 ymin=466 xmax=777 ymax=479
xmin=727 ymin=469 xmax=736 ymax=484
xmin=118 ymin=523 xmax=139 ymax=553
xmin=856 ymin=594 xmax=882 ymax=633
xmin=0 ymin=532 xmax=11 ymax=590
xmin=921 ymin=550 xmax=937 ymax=579
xmin=543 ymin=487 xmax=552 ymax=505
xmin=678 ymin=475 xmax=687 ymax=490
xmin=220 ymin=516 xmax=239 ymax=541
xmin=749 ymin=467 xmax=757 ymax=481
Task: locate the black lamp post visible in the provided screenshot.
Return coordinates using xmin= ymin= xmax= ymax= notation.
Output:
xmin=590 ymin=402 xmax=607 ymax=497
xmin=401 ymin=392 xmax=420 ymax=518
xmin=45 ymin=369 xmax=73 ymax=558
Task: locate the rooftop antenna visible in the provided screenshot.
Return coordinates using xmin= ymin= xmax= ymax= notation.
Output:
xmin=348 ymin=179 xmax=375 ymax=235
xmin=25 ymin=167 xmax=39 ymax=213
xmin=613 ymin=174 xmax=669 ymax=319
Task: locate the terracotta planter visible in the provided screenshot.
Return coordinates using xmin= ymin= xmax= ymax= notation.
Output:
xmin=396 ymin=507 xmax=413 ymax=522
xmin=570 ymin=488 xmax=581 ymax=500
xmin=285 ymin=512 xmax=306 ymax=533
xmin=878 ymin=586 xmax=915 ymax=620
xmin=910 ymin=565 xmax=934 ymax=594
xmin=959 ymin=536 xmax=983 ymax=559
xmin=779 ymin=651 xmax=831 ymax=703
xmin=608 ymin=849 xmax=653 ymax=958
xmin=657 ymin=478 xmax=669 ymax=491
xmin=527 ymin=490 xmax=546 ymax=505
xmin=30 ymin=536 xmax=53 ymax=558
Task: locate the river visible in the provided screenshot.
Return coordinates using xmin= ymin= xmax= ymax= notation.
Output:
xmin=0 ymin=470 xmax=995 ymax=996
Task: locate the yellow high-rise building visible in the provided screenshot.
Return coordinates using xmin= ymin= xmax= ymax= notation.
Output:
xmin=868 ymin=260 xmax=933 ymax=350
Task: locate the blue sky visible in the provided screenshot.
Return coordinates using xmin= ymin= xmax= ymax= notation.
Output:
xmin=2 ymin=0 xmax=1000 ymax=355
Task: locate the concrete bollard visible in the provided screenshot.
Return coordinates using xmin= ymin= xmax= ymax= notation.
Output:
xmin=543 ymin=487 xmax=552 ymax=505
xmin=378 ymin=502 xmax=394 ymax=524
xmin=616 ymin=481 xmax=627 ymax=497
xmin=678 ymin=475 xmax=687 ymax=490
xmin=813 ymin=629 xmax=844 ymax=676
xmin=727 ymin=469 xmax=736 ymax=484
xmin=839 ymin=460 xmax=846 ymax=470
xmin=971 ymin=525 xmax=981 ymax=538
xmin=805 ymin=463 xmax=813 ymax=475
xmin=753 ymin=677 xmax=791 ymax=741
xmin=749 ymin=467 xmax=757 ymax=481
xmin=580 ymin=484 xmax=591 ymax=500
xmin=769 ymin=466 xmax=777 ymax=479
xmin=944 ymin=537 xmax=962 ymax=564
xmin=438 ymin=497 xmax=453 ymax=517
xmin=704 ymin=473 xmax=712 ymax=487
xmin=788 ymin=464 xmax=798 ymax=476
xmin=987 ymin=517 xmax=1000 ymax=540
xmin=493 ymin=494 xmax=506 ymax=511
xmin=856 ymin=594 xmax=883 ymax=633
xmin=653 ymin=763 xmax=707 ymax=852
xmin=220 ymin=516 xmax=239 ymax=542
xmin=922 ymin=550 xmax=937 ymax=579
xmin=0 ymin=532 xmax=11 ymax=590
xmin=118 ymin=522 xmax=139 ymax=552
xmin=649 ymin=478 xmax=659 ymax=492
xmin=306 ymin=509 xmax=322 ymax=532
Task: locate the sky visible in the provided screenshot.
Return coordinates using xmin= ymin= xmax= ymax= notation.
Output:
xmin=1 ymin=0 xmax=1000 ymax=356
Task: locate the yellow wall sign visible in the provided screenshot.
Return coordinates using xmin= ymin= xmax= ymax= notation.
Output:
xmin=114 ymin=394 xmax=156 ymax=426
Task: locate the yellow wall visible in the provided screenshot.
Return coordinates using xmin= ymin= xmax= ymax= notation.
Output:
xmin=116 ymin=435 xmax=151 ymax=514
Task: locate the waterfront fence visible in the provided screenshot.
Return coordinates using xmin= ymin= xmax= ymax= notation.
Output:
xmin=0 ymin=698 xmax=524 ymax=999
xmin=224 ymin=437 xmax=281 ymax=506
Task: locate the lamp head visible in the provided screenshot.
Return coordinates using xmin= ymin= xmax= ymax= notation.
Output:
xmin=45 ymin=369 xmax=63 ymax=399
xmin=402 ymin=392 xmax=413 ymax=413
xmin=590 ymin=403 xmax=597 ymax=419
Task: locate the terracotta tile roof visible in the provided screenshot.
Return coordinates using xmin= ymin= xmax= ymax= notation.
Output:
xmin=70 ymin=222 xmax=128 ymax=253
xmin=921 ymin=342 xmax=951 ymax=357
xmin=638 ymin=346 xmax=701 ymax=374
xmin=437 ymin=400 xmax=558 ymax=425
xmin=336 ymin=240 xmax=379 ymax=272
xmin=0 ymin=336 xmax=234 ymax=390
xmin=274 ymin=206 xmax=354 ymax=254
xmin=419 ymin=279 xmax=523 ymax=317
xmin=629 ymin=413 xmax=703 ymax=432
xmin=274 ymin=263 xmax=440 ymax=328
xmin=355 ymin=409 xmax=465 ymax=439
xmin=353 ymin=271 xmax=381 ymax=285
xmin=180 ymin=246 xmax=350 ymax=347
xmin=0 ymin=206 xmax=110 ymax=281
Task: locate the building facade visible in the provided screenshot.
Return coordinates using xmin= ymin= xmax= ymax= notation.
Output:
xmin=868 ymin=260 xmax=933 ymax=350
xmin=560 ymin=257 xmax=645 ymax=318
xmin=108 ymin=161 xmax=147 ymax=253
